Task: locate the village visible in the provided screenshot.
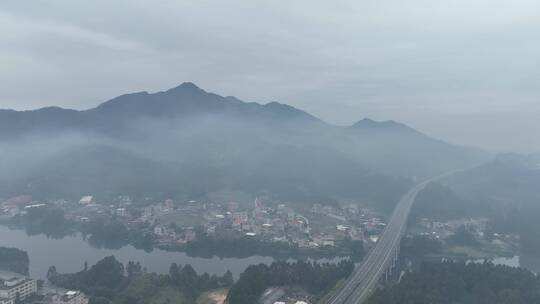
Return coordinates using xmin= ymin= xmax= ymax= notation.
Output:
xmin=0 ymin=194 xmax=390 ymax=255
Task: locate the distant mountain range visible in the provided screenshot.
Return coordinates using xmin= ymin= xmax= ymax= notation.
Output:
xmin=445 ymin=153 xmax=540 ymax=202
xmin=0 ymin=82 xmax=321 ymax=139
xmin=0 ymin=83 xmax=489 ymax=206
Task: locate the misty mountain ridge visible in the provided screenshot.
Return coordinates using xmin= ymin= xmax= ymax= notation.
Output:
xmin=0 ymin=82 xmax=322 ymax=140
xmin=0 ymin=82 xmax=488 ymax=203
xmin=92 ymin=82 xmax=313 ymax=119
xmin=445 ymin=153 xmax=540 ymax=202
xmin=350 ymin=118 xmax=420 ymax=134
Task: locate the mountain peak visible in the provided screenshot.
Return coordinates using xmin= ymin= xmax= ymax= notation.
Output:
xmin=168 ymin=82 xmax=203 ymax=92
xmin=351 ymin=118 xmax=417 ymax=133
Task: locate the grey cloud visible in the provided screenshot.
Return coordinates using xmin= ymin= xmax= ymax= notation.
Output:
xmin=0 ymin=0 xmax=539 ymax=152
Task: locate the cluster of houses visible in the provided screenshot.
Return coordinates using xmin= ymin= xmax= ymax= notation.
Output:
xmin=0 ymin=271 xmax=88 ymax=304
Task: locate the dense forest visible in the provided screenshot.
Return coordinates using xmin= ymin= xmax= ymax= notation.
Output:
xmin=442 ymin=156 xmax=540 ymax=255
xmin=47 ymin=256 xmax=233 ymax=304
xmin=411 ymin=180 xmax=540 ymax=255
xmin=80 ymin=217 xmax=155 ymax=251
xmin=0 ymin=246 xmax=29 ymax=275
xmin=368 ymin=261 xmax=540 ymax=304
xmin=410 ymin=183 xmax=491 ymax=222
xmin=226 ymin=260 xmax=354 ymax=304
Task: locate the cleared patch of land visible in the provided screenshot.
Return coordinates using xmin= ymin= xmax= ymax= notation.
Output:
xmin=197 ymin=288 xmax=228 ymax=304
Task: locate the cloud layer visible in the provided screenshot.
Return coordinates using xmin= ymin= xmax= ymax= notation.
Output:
xmin=1 ymin=0 xmax=539 ymax=152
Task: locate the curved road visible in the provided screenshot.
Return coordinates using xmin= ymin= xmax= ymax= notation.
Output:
xmin=327 ymin=177 xmax=442 ymax=304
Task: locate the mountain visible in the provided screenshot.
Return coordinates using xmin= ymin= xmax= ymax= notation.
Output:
xmin=2 ymin=144 xmax=411 ymax=212
xmin=343 ymin=118 xmax=487 ymax=177
xmin=0 ymin=82 xmax=321 ymax=140
xmin=350 ymin=118 xmax=421 ymax=135
xmin=0 ymin=83 xmax=488 ymax=204
xmin=441 ymin=154 xmax=540 ymax=255
xmin=444 ymin=153 xmax=540 ymax=202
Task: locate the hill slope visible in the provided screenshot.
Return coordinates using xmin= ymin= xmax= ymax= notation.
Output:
xmin=0 ymin=83 xmax=488 ymax=204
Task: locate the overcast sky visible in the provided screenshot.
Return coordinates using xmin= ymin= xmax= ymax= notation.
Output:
xmin=1 ymin=1 xmax=539 ymax=152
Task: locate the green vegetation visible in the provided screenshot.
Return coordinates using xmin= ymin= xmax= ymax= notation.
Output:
xmin=316 ymin=278 xmax=347 ymax=304
xmin=368 ymin=261 xmax=540 ymax=304
xmin=446 ymin=226 xmax=479 ymax=247
xmin=0 ymin=246 xmax=30 ymax=275
xmin=444 ymin=156 xmax=540 ymax=255
xmin=7 ymin=207 xmax=155 ymax=252
xmin=411 ymin=183 xmax=489 ymax=222
xmin=411 ymin=181 xmax=540 ymax=256
xmin=489 ymin=204 xmax=540 ymax=255
xmin=399 ymin=235 xmax=443 ymax=269
xmin=81 ymin=218 xmax=154 ymax=251
xmin=47 ymin=256 xmax=234 ymax=304
xmin=81 ymin=218 xmax=131 ymax=250
xmin=9 ymin=206 xmax=74 ymax=238
xmin=226 ymin=260 xmax=354 ymax=304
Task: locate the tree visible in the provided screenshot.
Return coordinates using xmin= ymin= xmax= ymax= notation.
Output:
xmin=368 ymin=261 xmax=540 ymax=304
xmin=227 ymin=261 xmax=354 ymax=304
xmin=222 ymin=270 xmax=234 ymax=287
xmin=127 ymin=261 xmax=142 ymax=279
xmin=448 ymin=225 xmax=478 ymax=246
xmin=169 ymin=263 xmax=180 ymax=283
xmin=0 ymin=247 xmax=30 ymax=275
xmin=46 ymin=266 xmax=57 ymax=280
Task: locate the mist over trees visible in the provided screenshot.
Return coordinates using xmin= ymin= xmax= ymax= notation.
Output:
xmin=368 ymin=261 xmax=540 ymax=304
xmin=441 ymin=154 xmax=540 ymax=254
xmin=0 ymin=83 xmax=486 ymax=211
xmin=47 ymin=256 xmax=234 ymax=304
xmin=226 ymin=260 xmax=354 ymax=304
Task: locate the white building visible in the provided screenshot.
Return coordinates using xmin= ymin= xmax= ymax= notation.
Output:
xmin=0 ymin=277 xmax=37 ymax=303
xmin=116 ymin=208 xmax=127 ymax=217
xmin=52 ymin=290 xmax=89 ymax=304
xmin=0 ymin=298 xmax=13 ymax=304
xmin=79 ymin=196 xmax=94 ymax=205
xmin=154 ymin=225 xmax=167 ymax=236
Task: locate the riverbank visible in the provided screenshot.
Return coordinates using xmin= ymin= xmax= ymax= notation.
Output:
xmin=1 ymin=215 xmax=362 ymax=261
xmin=0 ymin=225 xmax=350 ymax=281
xmin=0 ymin=225 xmax=272 ymax=279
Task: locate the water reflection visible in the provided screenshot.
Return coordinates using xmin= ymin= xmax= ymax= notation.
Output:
xmin=0 ymin=225 xmax=273 ymax=279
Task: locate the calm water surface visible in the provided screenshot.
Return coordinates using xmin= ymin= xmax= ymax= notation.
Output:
xmin=0 ymin=225 xmax=273 ymax=279
xmin=3 ymin=225 xmax=537 ymax=279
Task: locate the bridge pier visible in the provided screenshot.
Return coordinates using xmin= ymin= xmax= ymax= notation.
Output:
xmin=383 ymin=247 xmax=400 ymax=282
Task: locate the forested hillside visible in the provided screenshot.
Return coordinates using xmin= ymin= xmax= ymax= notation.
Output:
xmin=368 ymin=261 xmax=540 ymax=304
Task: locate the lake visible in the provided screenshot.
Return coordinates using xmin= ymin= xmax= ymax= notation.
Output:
xmin=3 ymin=225 xmax=538 ymax=280
xmin=0 ymin=225 xmax=273 ymax=279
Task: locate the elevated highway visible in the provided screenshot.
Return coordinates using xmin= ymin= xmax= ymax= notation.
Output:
xmin=327 ymin=177 xmax=443 ymax=304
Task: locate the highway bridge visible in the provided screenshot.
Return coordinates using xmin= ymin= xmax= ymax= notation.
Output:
xmin=326 ymin=178 xmax=440 ymax=304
